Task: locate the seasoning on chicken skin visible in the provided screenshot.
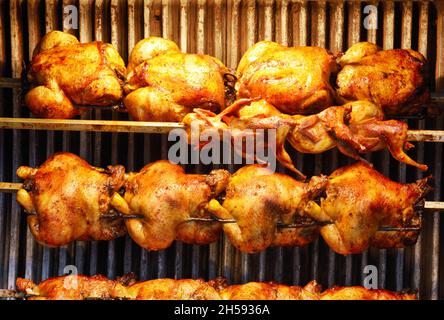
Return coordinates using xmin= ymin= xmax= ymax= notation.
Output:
xmin=15 ymin=275 xmax=416 ymax=300
xmin=110 ymin=160 xmax=230 ymax=250
xmin=124 ymin=37 xmax=229 ymax=122
xmin=16 ymin=152 xmax=126 ymax=246
xmin=26 ymin=31 xmax=125 ymax=119
xmin=236 ymin=41 xmax=337 ymax=115
xmin=304 ymin=162 xmax=430 ymax=255
xmin=336 ymin=42 xmax=429 ymax=115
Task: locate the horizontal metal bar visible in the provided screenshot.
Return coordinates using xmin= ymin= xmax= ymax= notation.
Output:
xmin=0 ymin=77 xmax=22 ymax=88
xmin=407 ymin=130 xmax=444 ymax=142
xmin=0 ymin=182 xmax=22 ymax=192
xmin=0 ymin=118 xmax=183 ymax=134
xmin=0 ymin=118 xmax=443 ymax=143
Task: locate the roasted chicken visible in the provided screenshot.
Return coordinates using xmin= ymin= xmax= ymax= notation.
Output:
xmin=14 ymin=155 xmax=430 ymax=255
xmin=206 ymin=164 xmax=326 ymax=252
xmin=183 ymin=98 xmax=427 ymax=177
xmin=26 ymin=31 xmax=126 ymax=119
xmin=336 ymin=42 xmax=429 ymax=115
xmin=110 ymin=160 xmax=230 ymax=250
xmin=304 ymin=162 xmax=430 ymax=255
xmin=124 ymin=37 xmax=229 ymax=121
xmin=16 ymin=275 xmax=116 ymax=300
xmin=15 ymin=275 xmax=416 ymax=300
xmin=16 ymin=152 xmax=126 ymax=246
xmin=235 ymin=41 xmax=337 ymax=115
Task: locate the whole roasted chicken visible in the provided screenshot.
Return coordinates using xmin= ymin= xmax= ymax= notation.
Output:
xmin=16 ymin=152 xmax=126 ymax=246
xmin=235 ymin=41 xmax=337 ymax=115
xmin=124 ymin=37 xmax=230 ymax=121
xmin=206 ymin=164 xmax=326 ymax=252
xmin=26 ymin=31 xmax=126 ymax=119
xmin=304 ymin=162 xmax=430 ymax=255
xmin=336 ymin=42 xmax=429 ymax=115
xmin=110 ymin=160 xmax=230 ymax=250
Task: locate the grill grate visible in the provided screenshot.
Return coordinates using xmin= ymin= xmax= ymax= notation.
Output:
xmin=0 ymin=0 xmax=443 ymax=299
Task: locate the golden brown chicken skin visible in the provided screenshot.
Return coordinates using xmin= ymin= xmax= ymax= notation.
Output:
xmin=110 ymin=160 xmax=230 ymax=250
xmin=320 ymin=286 xmax=416 ymax=300
xmin=304 ymin=162 xmax=430 ymax=255
xmin=26 ymin=31 xmax=126 ymax=119
xmin=16 ymin=152 xmax=126 ymax=246
xmin=207 ymin=165 xmax=326 ymax=253
xmin=217 ymin=281 xmax=319 ymax=300
xmin=113 ymin=278 xmax=221 ymax=300
xmin=336 ymin=42 xmax=429 ymax=115
xmin=16 ymin=275 xmax=117 ymax=300
xmin=236 ymin=41 xmax=337 ymax=115
xmin=15 ymin=275 xmax=416 ymax=300
xmin=124 ymin=37 xmax=229 ymax=122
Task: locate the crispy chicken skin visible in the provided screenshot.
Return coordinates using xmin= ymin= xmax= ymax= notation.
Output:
xmin=111 ymin=160 xmax=230 ymax=250
xmin=336 ymin=42 xmax=429 ymax=115
xmin=217 ymin=281 xmax=319 ymax=300
xmin=305 ymin=162 xmax=430 ymax=255
xmin=16 ymin=275 xmax=117 ymax=300
xmin=183 ymin=99 xmax=427 ymax=176
xmin=15 ymin=275 xmax=416 ymax=300
xmin=206 ymin=165 xmax=326 ymax=253
xmin=113 ymin=279 xmax=221 ymax=300
xmin=320 ymin=287 xmax=416 ymax=300
xmin=236 ymin=41 xmax=337 ymax=115
xmin=26 ymin=31 xmax=125 ymax=119
xmin=124 ymin=37 xmax=229 ymax=121
xmin=16 ymin=152 xmax=126 ymax=246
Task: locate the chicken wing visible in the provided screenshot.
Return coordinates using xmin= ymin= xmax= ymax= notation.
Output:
xmin=26 ymin=31 xmax=125 ymax=119
xmin=16 ymin=152 xmax=126 ymax=246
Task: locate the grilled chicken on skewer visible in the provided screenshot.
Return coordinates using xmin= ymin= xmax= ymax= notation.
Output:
xmin=336 ymin=42 xmax=429 ymax=115
xmin=26 ymin=31 xmax=126 ymax=119
xmin=14 ymin=154 xmax=431 ymax=254
xmin=110 ymin=160 xmax=230 ymax=250
xmin=235 ymin=41 xmax=337 ymax=114
xmin=304 ymin=162 xmax=430 ymax=255
xmin=183 ymin=99 xmax=427 ymax=177
xmin=206 ymin=164 xmax=326 ymax=252
xmin=14 ymin=274 xmax=416 ymax=300
xmin=16 ymin=152 xmax=126 ymax=246
xmin=124 ymin=37 xmax=230 ymax=122
xmin=207 ymin=162 xmax=429 ymax=254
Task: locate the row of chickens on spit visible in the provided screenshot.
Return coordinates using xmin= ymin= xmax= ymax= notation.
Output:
xmin=5 ymin=30 xmax=437 ymax=300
